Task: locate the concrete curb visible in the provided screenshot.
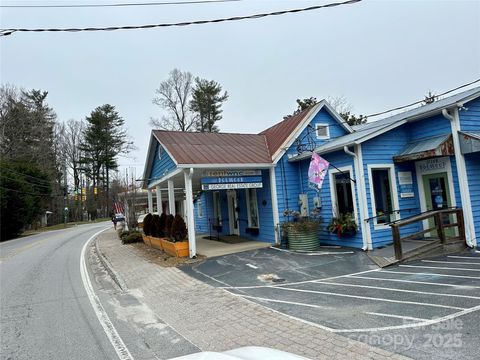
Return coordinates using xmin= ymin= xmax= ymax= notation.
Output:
xmin=94 ymin=233 xmax=128 ymax=292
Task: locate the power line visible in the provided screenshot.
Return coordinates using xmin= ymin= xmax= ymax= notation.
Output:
xmin=0 ymin=186 xmax=58 ymax=197
xmin=1 ymin=167 xmax=53 ymax=185
xmin=0 ymin=0 xmax=362 ymax=37
xmin=0 ymin=174 xmax=53 ymax=189
xmin=0 ymin=0 xmax=243 ymax=9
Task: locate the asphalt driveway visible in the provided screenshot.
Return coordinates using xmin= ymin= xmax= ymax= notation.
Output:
xmin=180 ymin=247 xmax=480 ymax=359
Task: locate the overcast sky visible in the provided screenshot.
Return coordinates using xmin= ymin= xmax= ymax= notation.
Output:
xmin=1 ymin=0 xmax=479 ymax=180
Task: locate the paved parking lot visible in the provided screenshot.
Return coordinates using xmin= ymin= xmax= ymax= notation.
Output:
xmin=181 ymin=248 xmax=480 ymax=359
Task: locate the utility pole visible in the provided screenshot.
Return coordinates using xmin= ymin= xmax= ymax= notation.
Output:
xmin=63 ymin=161 xmax=68 ymax=227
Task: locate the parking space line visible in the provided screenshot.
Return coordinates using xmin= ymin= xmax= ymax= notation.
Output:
xmin=365 ymin=312 xmax=428 ymax=322
xmin=399 ymin=265 xmax=480 ymax=272
xmin=448 ymin=256 xmax=480 ymax=260
xmin=349 ymin=275 xmax=480 ymax=289
xmin=218 ymin=268 xmax=380 ymax=289
xmin=312 ymin=281 xmax=480 ymax=299
xmin=232 ymin=293 xmax=332 ymax=310
xmin=383 ymin=270 xmax=480 ymax=279
xmin=270 ymin=286 xmax=466 ymax=310
xmin=422 ymin=260 xmax=480 ymax=266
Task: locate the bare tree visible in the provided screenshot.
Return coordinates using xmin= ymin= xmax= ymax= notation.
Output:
xmin=150 ymin=69 xmax=195 ymax=131
xmin=327 ymin=95 xmax=366 ymax=126
xmin=60 ymin=119 xmax=85 ymax=195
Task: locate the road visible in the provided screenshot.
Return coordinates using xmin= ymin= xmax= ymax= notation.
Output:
xmin=0 ymin=223 xmax=198 ymax=360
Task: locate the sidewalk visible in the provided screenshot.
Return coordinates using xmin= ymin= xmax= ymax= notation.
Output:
xmin=95 ymin=229 xmax=409 ymax=360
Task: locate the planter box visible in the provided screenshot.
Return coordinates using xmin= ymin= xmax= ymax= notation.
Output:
xmin=150 ymin=236 xmax=163 ymax=250
xmin=142 ymin=234 xmax=152 ymax=246
xmin=287 ymin=229 xmax=319 ymax=251
xmin=161 ymin=238 xmax=189 ymax=258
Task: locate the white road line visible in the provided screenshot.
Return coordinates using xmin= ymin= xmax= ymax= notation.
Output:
xmin=422 ymin=260 xmax=480 ymax=266
xmin=233 ymin=294 xmax=332 ymax=310
xmin=80 ymin=228 xmax=134 ymax=360
xmin=365 ymin=312 xmax=428 ymax=322
xmin=218 ymin=268 xmax=380 ymax=289
xmin=399 ymin=265 xmax=480 ymax=272
xmin=383 ymin=270 xmax=480 ymax=279
xmin=246 ymin=263 xmax=258 ymax=269
xmin=311 ymin=281 xmax=480 ymax=299
xmin=268 ymin=286 xmax=465 ymax=310
xmin=349 ymin=275 xmax=480 ymax=289
xmin=448 ymin=256 xmax=480 ymax=260
xmin=268 ymin=247 xmax=354 ymax=256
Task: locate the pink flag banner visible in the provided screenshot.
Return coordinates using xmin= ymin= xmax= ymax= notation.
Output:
xmin=308 ymin=153 xmax=329 ymax=191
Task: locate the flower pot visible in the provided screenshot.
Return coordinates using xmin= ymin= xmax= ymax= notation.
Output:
xmin=287 ymin=228 xmax=319 ymax=251
xmin=150 ymin=236 xmax=163 ymax=250
xmin=161 ymin=238 xmax=189 ymax=257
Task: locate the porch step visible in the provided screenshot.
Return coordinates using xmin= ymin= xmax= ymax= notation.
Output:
xmin=367 ymin=254 xmax=398 ymax=268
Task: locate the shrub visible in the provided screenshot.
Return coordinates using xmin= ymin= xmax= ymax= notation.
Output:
xmin=164 ymin=214 xmax=174 ymax=238
xmin=159 ymin=213 xmax=167 ymax=237
xmin=151 ymin=214 xmax=161 ymax=237
xmin=122 ymin=231 xmax=143 ymax=244
xmin=119 ymin=230 xmax=129 ymax=241
xmin=171 ymin=214 xmax=188 ymax=242
xmin=143 ymin=213 xmax=153 ymax=235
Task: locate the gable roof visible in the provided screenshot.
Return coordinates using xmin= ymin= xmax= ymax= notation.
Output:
xmin=290 ymin=85 xmax=480 ymax=161
xmin=259 ymin=107 xmax=313 ymax=157
xmin=153 ymin=130 xmax=272 ymax=165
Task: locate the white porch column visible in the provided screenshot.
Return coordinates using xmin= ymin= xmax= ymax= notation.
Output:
xmin=168 ymin=180 xmax=176 ymax=215
xmin=147 ymin=188 xmax=153 ymax=214
xmin=269 ymin=167 xmax=280 ymax=245
xmin=156 ymin=185 xmax=163 ymax=215
xmin=184 ymin=169 xmax=196 ymax=258
xmin=443 ymin=107 xmax=476 ymax=247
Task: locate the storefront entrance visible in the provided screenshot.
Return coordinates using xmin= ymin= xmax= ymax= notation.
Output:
xmin=421 ymin=172 xmax=455 ymax=238
xmin=227 ymin=190 xmax=240 ymax=236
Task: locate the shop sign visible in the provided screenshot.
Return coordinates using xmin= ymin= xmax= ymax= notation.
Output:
xmin=417 ymin=157 xmax=448 ymax=173
xmin=202 ymin=182 xmax=263 ymax=190
xmin=398 ymin=171 xmax=414 ymax=198
xmin=201 ymin=176 xmax=262 ymax=184
xmin=204 ymin=170 xmax=261 ymax=177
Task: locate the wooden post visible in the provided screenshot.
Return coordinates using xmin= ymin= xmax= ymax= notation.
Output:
xmin=435 ymin=212 xmax=446 ymax=244
xmin=457 ymin=209 xmax=466 ymax=243
xmin=392 ymin=224 xmax=403 ymax=260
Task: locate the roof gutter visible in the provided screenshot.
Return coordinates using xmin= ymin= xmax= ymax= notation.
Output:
xmin=343 ymin=145 xmax=371 ymax=251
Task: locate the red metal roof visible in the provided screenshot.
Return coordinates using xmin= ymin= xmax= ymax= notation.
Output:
xmin=153 ymin=130 xmax=272 ymax=165
xmin=259 ymin=107 xmax=312 ymax=157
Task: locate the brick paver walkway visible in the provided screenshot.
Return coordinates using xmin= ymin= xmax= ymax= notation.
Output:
xmin=95 ymin=229 xmax=409 ymax=360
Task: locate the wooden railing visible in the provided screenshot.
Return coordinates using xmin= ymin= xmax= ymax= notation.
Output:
xmin=390 ymin=208 xmax=465 ymax=260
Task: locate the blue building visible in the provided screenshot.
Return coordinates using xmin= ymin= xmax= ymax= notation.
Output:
xmin=142 ymin=87 xmax=480 ymax=258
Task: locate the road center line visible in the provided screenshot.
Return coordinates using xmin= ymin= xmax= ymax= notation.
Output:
xmin=80 ymin=228 xmax=134 ymax=360
xmin=349 ymin=275 xmax=480 ymax=289
xmin=311 ymin=280 xmax=480 ymax=299
xmin=399 ymin=265 xmax=480 ymax=272
xmin=266 ymin=286 xmax=465 ymax=310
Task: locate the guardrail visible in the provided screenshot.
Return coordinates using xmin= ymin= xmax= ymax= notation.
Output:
xmin=390 ymin=208 xmax=465 ymax=260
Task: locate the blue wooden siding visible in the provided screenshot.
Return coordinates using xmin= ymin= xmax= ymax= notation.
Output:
xmin=459 ymin=97 xmax=480 ymax=131
xmin=361 ymin=126 xmax=422 ymax=247
xmin=465 ymin=152 xmax=480 ymax=247
xmin=405 ymin=114 xmax=451 ymax=140
xmin=193 ymin=193 xmax=209 ymax=234
xmin=148 ymin=141 xmax=177 ymax=188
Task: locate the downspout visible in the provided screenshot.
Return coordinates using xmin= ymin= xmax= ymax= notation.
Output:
xmin=442 ymin=106 xmax=475 ymax=248
xmin=344 ymin=145 xmax=372 ymax=250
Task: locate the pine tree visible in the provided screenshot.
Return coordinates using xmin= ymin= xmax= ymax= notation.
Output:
xmin=190 ymin=78 xmax=228 ymax=133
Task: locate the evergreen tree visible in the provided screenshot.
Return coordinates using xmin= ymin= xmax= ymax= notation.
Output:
xmin=190 ymin=78 xmax=228 ymax=132
xmin=80 ymin=104 xmax=133 ymax=216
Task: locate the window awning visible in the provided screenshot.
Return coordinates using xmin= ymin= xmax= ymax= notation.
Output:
xmin=459 ymin=131 xmax=480 ymax=154
xmin=393 ymin=134 xmax=454 ymax=163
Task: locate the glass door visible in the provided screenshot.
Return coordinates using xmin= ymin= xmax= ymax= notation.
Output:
xmin=227 ymin=190 xmax=239 ymax=236
xmin=422 ymin=172 xmax=455 ymax=238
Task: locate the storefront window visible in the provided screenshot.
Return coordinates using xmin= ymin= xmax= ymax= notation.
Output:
xmin=246 ymin=188 xmax=259 ymax=228
xmin=213 ymin=191 xmax=221 ymax=225
xmin=333 ymin=172 xmax=354 ymax=216
xmin=370 ymin=168 xmax=394 ymax=225
xmin=197 ymin=198 xmax=203 ymax=218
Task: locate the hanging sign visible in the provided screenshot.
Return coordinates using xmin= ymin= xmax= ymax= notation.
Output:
xmin=202 ymin=182 xmax=263 ymax=190
xmin=308 ymin=153 xmax=329 ymax=191
xmin=201 ymin=172 xmax=263 ymax=191
xmin=204 ymin=170 xmax=261 ymax=177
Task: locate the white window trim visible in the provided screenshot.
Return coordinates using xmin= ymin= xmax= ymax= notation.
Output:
xmin=315 ymin=123 xmax=330 ymax=140
xmin=246 ymin=188 xmax=260 ymax=228
xmin=367 ymin=164 xmax=400 ymax=230
xmin=328 ymin=165 xmax=359 ymax=224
